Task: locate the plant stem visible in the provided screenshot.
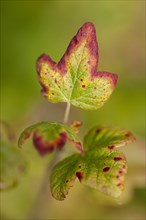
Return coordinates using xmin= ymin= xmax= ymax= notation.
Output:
xmin=63 ymin=102 xmax=71 ymax=124
xmin=27 ymin=152 xmax=60 ymax=219
xmin=27 ymin=103 xmax=71 ymax=219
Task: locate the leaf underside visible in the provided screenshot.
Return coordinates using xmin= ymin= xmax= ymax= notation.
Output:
xmin=50 ymin=126 xmax=136 ymax=201
xmin=18 ymin=122 xmax=83 ymax=156
xmin=36 ymin=22 xmax=118 ymax=110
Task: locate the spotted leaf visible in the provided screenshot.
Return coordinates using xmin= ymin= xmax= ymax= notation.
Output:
xmin=50 ymin=126 xmax=135 ymax=201
xmin=78 ymin=149 xmax=127 ymax=198
xmin=83 ymin=125 xmax=136 ymax=152
xmin=50 ymin=149 xmax=127 ymax=200
xmin=18 ymin=122 xmax=83 ymax=156
xmin=36 ymin=22 xmax=118 ymax=110
xmin=50 ymin=154 xmax=81 ymax=201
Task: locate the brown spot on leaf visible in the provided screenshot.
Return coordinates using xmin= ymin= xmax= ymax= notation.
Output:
xmin=66 ymin=180 xmax=69 ymax=183
xmin=108 ymin=145 xmax=115 ymax=150
xmin=76 ymin=172 xmax=83 ymax=182
xmin=96 ymin=128 xmax=101 ymax=134
xmin=117 ymin=182 xmax=124 ymax=190
xmin=125 ymin=131 xmax=131 ymax=137
xmin=41 ymin=84 xmax=48 ymax=95
xmin=82 ymin=85 xmax=86 ymax=88
xmin=114 ymin=157 xmax=122 ymax=161
xmin=80 ymin=78 xmax=83 ymax=82
xmin=103 ymin=167 xmax=110 ymax=172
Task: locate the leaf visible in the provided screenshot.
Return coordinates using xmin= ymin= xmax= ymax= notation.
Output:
xmin=18 ymin=122 xmax=83 ymax=156
xmin=78 ymin=149 xmax=127 ymax=198
xmin=83 ymin=125 xmax=136 ymax=152
xmin=50 ymin=126 xmax=136 ymax=200
xmin=50 ymin=150 xmax=127 ymax=200
xmin=36 ymin=22 xmax=118 ymax=110
xmin=50 ymin=154 xmax=81 ymax=201
xmin=0 ymin=141 xmax=26 ymax=191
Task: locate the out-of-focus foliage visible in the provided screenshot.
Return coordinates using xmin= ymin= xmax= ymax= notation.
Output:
xmin=0 ymin=141 xmax=26 ymax=191
xmin=0 ymin=122 xmax=26 ymax=191
xmin=1 ymin=1 xmax=145 ymax=219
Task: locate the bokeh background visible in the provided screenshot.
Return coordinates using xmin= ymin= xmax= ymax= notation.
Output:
xmin=1 ymin=0 xmax=145 ymax=219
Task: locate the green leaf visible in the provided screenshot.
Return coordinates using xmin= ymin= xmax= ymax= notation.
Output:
xmin=0 ymin=141 xmax=26 ymax=191
xmin=50 ymin=150 xmax=127 ymax=200
xmin=18 ymin=122 xmax=83 ymax=156
xmin=83 ymin=125 xmax=136 ymax=152
xmin=78 ymin=149 xmax=127 ymax=198
xmin=50 ymin=154 xmax=81 ymax=201
xmin=36 ymin=22 xmax=118 ymax=110
xmin=50 ymin=126 xmax=136 ymax=200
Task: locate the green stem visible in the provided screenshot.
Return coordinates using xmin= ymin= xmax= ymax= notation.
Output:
xmin=27 ymin=103 xmax=71 ymax=219
xmin=63 ymin=102 xmax=71 ymax=124
xmin=27 ymin=152 xmax=60 ymax=219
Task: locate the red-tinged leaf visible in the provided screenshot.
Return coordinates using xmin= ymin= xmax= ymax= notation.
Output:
xmin=18 ymin=122 xmax=83 ymax=156
xmin=50 ymin=125 xmax=135 ymax=201
xmin=50 ymin=149 xmax=127 ymax=200
xmin=83 ymin=125 xmax=136 ymax=152
xmin=36 ymin=22 xmax=118 ymax=110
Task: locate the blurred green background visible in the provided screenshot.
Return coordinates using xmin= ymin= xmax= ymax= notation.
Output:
xmin=1 ymin=0 xmax=145 ymax=219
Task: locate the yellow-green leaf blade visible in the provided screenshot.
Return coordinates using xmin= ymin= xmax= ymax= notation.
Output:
xmin=50 ymin=154 xmax=81 ymax=201
xmin=83 ymin=125 xmax=136 ymax=152
xmin=36 ymin=22 xmax=118 ymax=110
xmin=79 ymin=149 xmax=127 ymax=198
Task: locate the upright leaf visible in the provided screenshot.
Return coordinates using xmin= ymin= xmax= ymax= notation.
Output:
xmin=36 ymin=22 xmax=118 ymax=110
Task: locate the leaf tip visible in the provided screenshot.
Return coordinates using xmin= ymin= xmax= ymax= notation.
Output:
xmin=94 ymin=71 xmax=118 ymax=88
xmin=18 ymin=131 xmax=32 ymax=148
